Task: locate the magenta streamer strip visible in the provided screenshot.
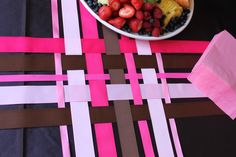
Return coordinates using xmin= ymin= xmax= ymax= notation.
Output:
xmin=51 ymin=0 xmax=71 ymax=157
xmin=0 ymin=37 xmax=208 ymax=53
xmin=0 ymin=73 xmax=189 ymax=83
xmin=123 ymin=36 xmax=155 ymax=157
xmin=155 ymin=53 xmax=184 ymax=157
xmin=80 ymin=2 xmax=117 ymax=157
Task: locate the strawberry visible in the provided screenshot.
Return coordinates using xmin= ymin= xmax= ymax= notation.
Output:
xmin=153 ymin=7 xmax=162 ymax=19
xmin=109 ymin=0 xmax=121 ymax=11
xmin=143 ymin=11 xmax=151 ymax=20
xmin=128 ymin=18 xmax=143 ymax=32
xmin=153 ymin=19 xmax=160 ymax=27
xmin=145 ymin=27 xmax=153 ymax=33
xmin=142 ymin=21 xmax=152 ymax=28
xmin=143 ymin=2 xmax=154 ymax=11
xmin=120 ymin=0 xmax=130 ymax=3
xmin=119 ymin=5 xmax=135 ymax=18
xmin=98 ymin=6 xmax=112 ymax=21
xmin=152 ymin=27 xmax=161 ymax=37
xmin=135 ymin=11 xmax=144 ymax=20
xmin=112 ymin=11 xmax=119 ymax=17
xmin=108 ymin=17 xmax=126 ymax=28
xmin=131 ymin=0 xmax=144 ymax=10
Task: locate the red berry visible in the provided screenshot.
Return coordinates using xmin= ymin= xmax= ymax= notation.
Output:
xmin=142 ymin=21 xmax=152 ymax=28
xmin=120 ymin=0 xmax=130 ymax=3
xmin=98 ymin=6 xmax=112 ymax=21
xmin=129 ymin=18 xmax=143 ymax=32
xmin=143 ymin=11 xmax=151 ymax=20
xmin=119 ymin=5 xmax=135 ymax=18
xmin=131 ymin=0 xmax=144 ymax=10
xmin=152 ymin=27 xmax=161 ymax=37
xmin=112 ymin=11 xmax=119 ymax=17
xmin=153 ymin=19 xmax=160 ymax=27
xmin=143 ymin=2 xmax=154 ymax=11
xmin=108 ymin=17 xmax=126 ymax=28
xmin=153 ymin=8 xmax=162 ymax=19
xmin=145 ymin=27 xmax=153 ymax=33
xmin=135 ymin=11 xmax=144 ymax=20
xmin=109 ymin=0 xmax=121 ymax=11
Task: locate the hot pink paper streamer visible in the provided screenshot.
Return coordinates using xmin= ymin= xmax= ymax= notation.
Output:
xmin=123 ymin=36 xmax=155 ymax=157
xmin=155 ymin=53 xmax=184 ymax=157
xmin=51 ymin=1 xmax=71 ymax=157
xmin=0 ymin=74 xmax=66 ymax=82
xmin=80 ymin=2 xmax=117 ymax=157
xmin=0 ymin=37 xmax=209 ymax=53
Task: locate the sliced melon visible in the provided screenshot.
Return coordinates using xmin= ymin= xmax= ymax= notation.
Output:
xmin=175 ymin=0 xmax=190 ymax=8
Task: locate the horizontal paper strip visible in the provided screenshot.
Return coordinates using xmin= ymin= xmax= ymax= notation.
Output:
xmin=0 ymin=102 xmax=224 ymax=129
xmin=0 ymin=84 xmax=204 ymax=105
xmin=0 ymin=73 xmax=189 ymax=82
xmin=0 ymin=37 xmax=208 ymax=53
xmin=0 ymin=54 xmax=200 ymax=72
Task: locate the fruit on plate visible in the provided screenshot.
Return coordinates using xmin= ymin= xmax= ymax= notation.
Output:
xmin=119 ymin=5 xmax=135 ymax=18
xmin=108 ymin=17 xmax=126 ymax=28
xmin=175 ymin=0 xmax=190 ymax=8
xmin=86 ymin=0 xmax=191 ymax=37
xmin=98 ymin=6 xmax=112 ymax=20
xmin=157 ymin=0 xmax=183 ymax=27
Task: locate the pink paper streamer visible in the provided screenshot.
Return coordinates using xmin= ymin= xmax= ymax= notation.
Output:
xmin=0 ymin=74 xmax=67 ymax=82
xmin=0 ymin=37 xmax=209 ymax=53
xmin=51 ymin=1 xmax=71 ymax=157
xmin=61 ymin=0 xmax=82 ymax=55
xmin=0 ymin=84 xmax=204 ymax=105
xmin=123 ymin=36 xmax=155 ymax=157
xmin=155 ymin=53 xmax=184 ymax=157
xmin=80 ymin=2 xmax=117 ymax=157
xmin=142 ymin=69 xmax=175 ymax=157
xmin=67 ymin=70 xmax=95 ymax=157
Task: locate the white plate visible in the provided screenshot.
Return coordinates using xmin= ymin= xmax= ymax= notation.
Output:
xmin=80 ymin=0 xmax=194 ymax=40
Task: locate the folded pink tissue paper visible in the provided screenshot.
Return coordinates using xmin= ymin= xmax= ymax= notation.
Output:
xmin=188 ymin=30 xmax=236 ymax=119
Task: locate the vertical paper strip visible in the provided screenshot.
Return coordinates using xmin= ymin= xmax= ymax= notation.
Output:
xmin=102 ymin=26 xmax=139 ymax=157
xmin=79 ymin=3 xmax=117 ymax=157
xmin=51 ymin=0 xmax=71 ymax=156
xmin=135 ymin=40 xmax=152 ymax=55
xmin=61 ymin=0 xmax=82 ymax=55
xmin=156 ymin=53 xmax=184 ymax=157
xmin=142 ymin=69 xmax=175 ymax=157
xmin=67 ymin=70 xmax=95 ymax=157
xmin=123 ymin=36 xmax=155 ymax=157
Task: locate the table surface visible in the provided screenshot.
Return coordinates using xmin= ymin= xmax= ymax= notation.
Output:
xmin=0 ymin=0 xmax=236 ymax=157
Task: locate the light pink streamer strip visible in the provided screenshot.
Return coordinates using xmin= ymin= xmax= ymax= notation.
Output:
xmin=61 ymin=0 xmax=82 ymax=55
xmin=68 ymin=70 xmax=95 ymax=157
xmin=51 ymin=1 xmax=71 ymax=157
xmin=123 ymin=37 xmax=155 ymax=157
xmin=0 ymin=84 xmax=204 ymax=105
xmin=142 ymin=69 xmax=175 ymax=157
xmin=80 ymin=2 xmax=117 ymax=157
xmin=155 ymin=53 xmax=184 ymax=157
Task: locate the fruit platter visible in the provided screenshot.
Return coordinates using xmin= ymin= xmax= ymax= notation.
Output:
xmin=81 ymin=0 xmax=194 ymax=40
